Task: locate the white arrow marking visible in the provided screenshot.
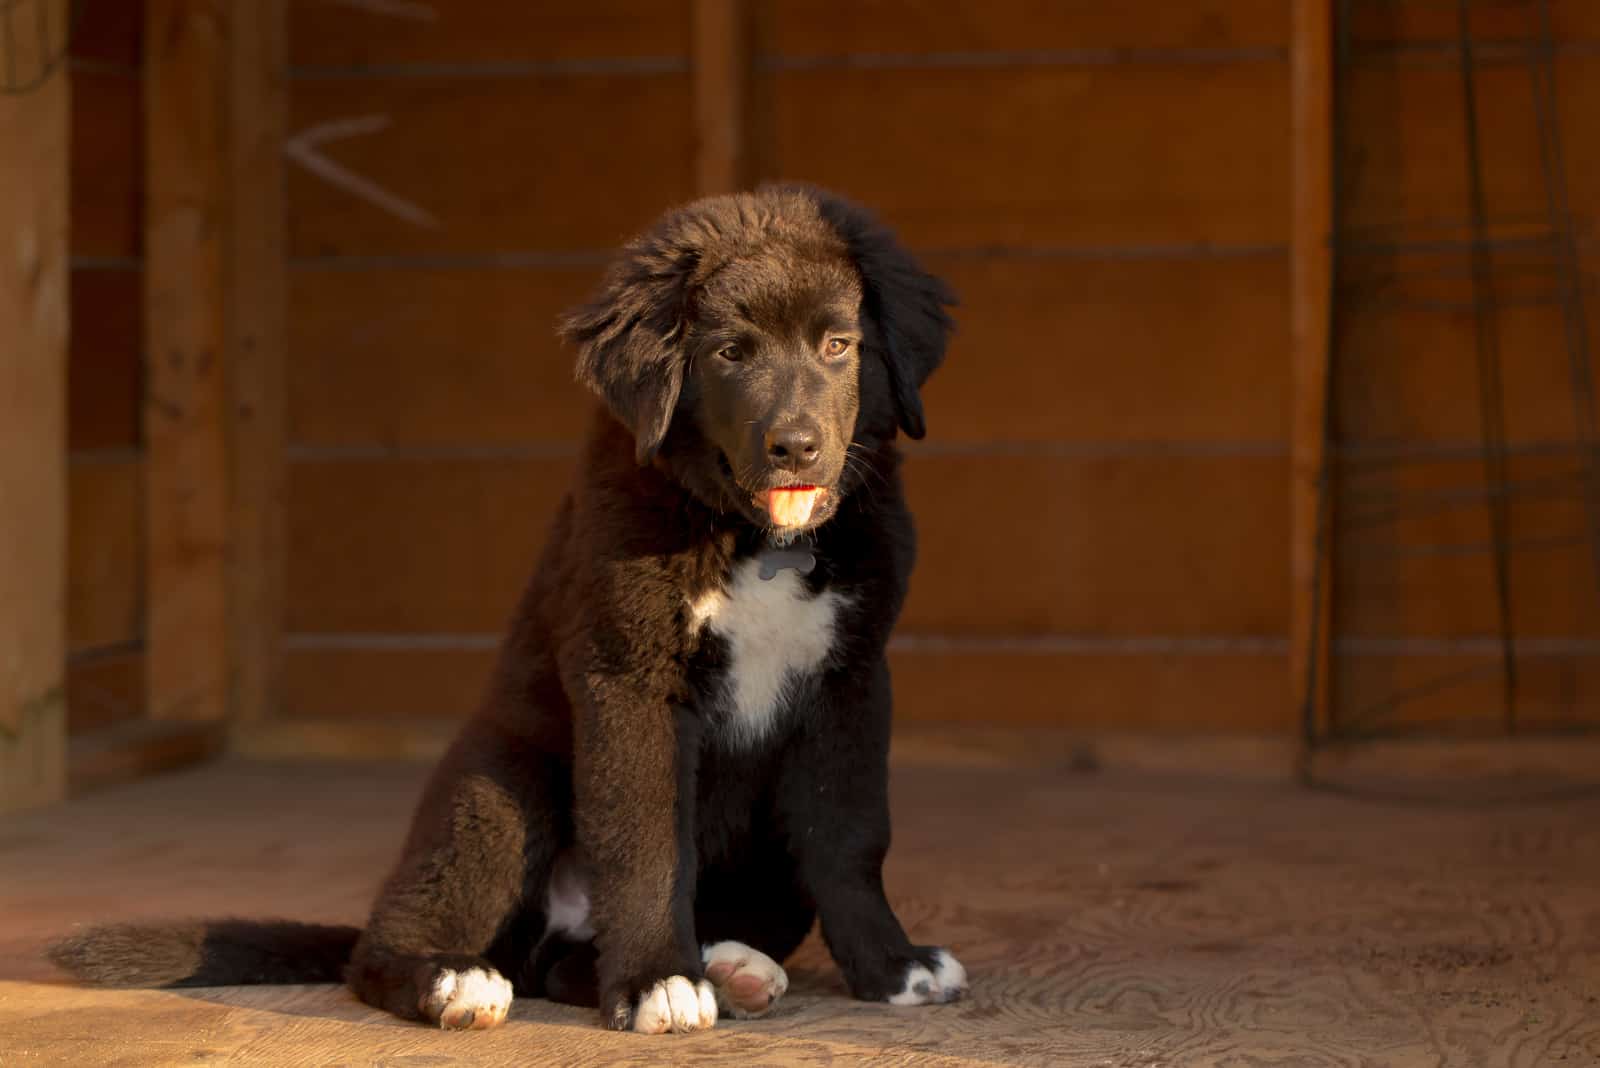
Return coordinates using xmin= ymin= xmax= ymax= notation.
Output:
xmin=285 ymin=114 xmax=441 ymax=230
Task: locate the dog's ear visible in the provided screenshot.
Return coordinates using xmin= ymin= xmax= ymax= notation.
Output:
xmin=808 ymin=189 xmax=955 ymax=439
xmin=560 ymin=233 xmax=700 ymax=463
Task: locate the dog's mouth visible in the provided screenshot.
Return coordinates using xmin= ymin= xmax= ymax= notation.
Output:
xmin=762 ymin=485 xmax=825 ymax=528
xmin=717 ymin=453 xmax=833 ymax=530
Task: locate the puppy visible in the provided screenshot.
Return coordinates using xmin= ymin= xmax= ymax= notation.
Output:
xmin=50 ymin=184 xmax=964 ymax=1034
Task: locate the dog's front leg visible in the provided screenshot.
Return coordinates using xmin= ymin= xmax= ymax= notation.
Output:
xmin=566 ymin=630 xmax=715 ymax=1034
xmin=782 ymin=659 xmax=968 ymax=1005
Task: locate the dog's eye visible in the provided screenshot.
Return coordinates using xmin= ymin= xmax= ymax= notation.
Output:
xmin=824 ymin=338 xmax=852 ymax=358
xmin=717 ymin=344 xmax=742 ymax=362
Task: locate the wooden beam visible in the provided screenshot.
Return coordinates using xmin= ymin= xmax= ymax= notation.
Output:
xmin=69 ymin=720 xmax=227 ymax=797
xmin=691 ymin=0 xmax=748 ymax=195
xmin=227 ymin=1 xmax=288 ymax=724
xmin=1289 ymin=0 xmax=1335 ymax=763
xmin=144 ymin=0 xmax=230 ymax=722
xmin=0 ymin=0 xmax=71 ymax=812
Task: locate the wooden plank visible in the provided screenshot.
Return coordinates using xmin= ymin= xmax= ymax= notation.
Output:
xmin=1333 ymin=450 xmax=1600 ymax=639
xmin=68 ymin=458 xmax=143 ymax=655
xmin=754 ymin=63 xmax=1289 ymax=248
xmin=68 ymin=267 xmax=141 ymax=450
xmin=1347 ymin=0 xmax=1600 ymax=46
xmin=228 ymin=0 xmax=289 ymax=724
xmin=143 ymin=0 xmax=229 ymax=722
xmin=69 ymin=68 xmax=140 ymax=259
xmin=277 ymin=644 xmax=1288 ymax=731
xmin=285 ymin=457 xmax=576 ymax=633
xmin=67 ymin=719 xmax=224 ymax=797
xmin=66 ymin=648 xmax=146 ymax=736
xmin=287 ymin=256 xmax=1289 ymax=448
xmin=1290 ymin=0 xmax=1334 ymax=754
xmin=288 ymin=0 xmax=691 ymax=68
xmin=692 ymin=0 xmax=748 ymax=195
xmin=1341 ymin=54 xmax=1600 ymax=237
xmin=0 ymin=0 xmax=71 ymax=812
xmin=70 ymin=0 xmax=145 ymax=67
xmin=755 ymin=0 xmax=1292 ymax=56
xmin=285 ymin=454 xmax=1288 ymax=635
xmin=1332 ymin=649 xmax=1600 ymax=740
xmin=288 ymin=266 xmax=600 ymax=445
xmin=1334 ymin=280 xmax=1600 ymax=445
xmin=760 ymin=0 xmax=1290 ymax=55
xmin=287 ymin=75 xmax=692 ymax=257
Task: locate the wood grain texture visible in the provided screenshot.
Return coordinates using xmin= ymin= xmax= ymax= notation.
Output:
xmin=692 ymin=0 xmax=748 ymax=195
xmin=288 ymin=0 xmax=691 ymax=68
xmin=759 ymin=0 xmax=1289 ymax=54
xmin=0 ymin=0 xmax=71 ymax=811
xmin=143 ymin=0 xmax=230 ymax=722
xmin=67 ymin=458 xmax=142 ymax=656
xmin=5 ymin=758 xmax=1600 ymax=1064
xmin=283 ymin=454 xmax=1289 ymax=635
xmin=287 ymin=75 xmax=693 ymax=257
xmin=67 ymin=719 xmax=224 ymax=797
xmin=68 ymin=67 xmax=140 ymax=259
xmin=287 ymin=255 xmax=1289 ymax=448
xmin=227 ymin=0 xmax=289 ymax=724
xmin=1290 ymin=0 xmax=1334 ymax=756
xmin=753 ymin=63 xmax=1290 ymax=248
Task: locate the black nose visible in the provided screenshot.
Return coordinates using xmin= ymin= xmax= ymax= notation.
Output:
xmin=765 ymin=424 xmax=822 ymax=472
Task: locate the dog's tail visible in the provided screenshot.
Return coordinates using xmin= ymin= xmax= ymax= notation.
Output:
xmin=47 ymin=919 xmax=361 ymax=988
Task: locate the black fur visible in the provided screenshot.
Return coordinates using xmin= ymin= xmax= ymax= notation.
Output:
xmin=48 ymin=185 xmax=959 ymax=1031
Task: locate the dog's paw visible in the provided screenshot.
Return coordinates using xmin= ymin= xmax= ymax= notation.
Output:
xmin=702 ymin=940 xmax=789 ymax=1019
xmin=419 ymin=964 xmax=514 ymax=1029
xmin=888 ymin=948 xmax=967 ymax=1006
xmin=628 ymin=975 xmax=719 ymax=1034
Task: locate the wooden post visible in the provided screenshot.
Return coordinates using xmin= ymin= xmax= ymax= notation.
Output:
xmin=1290 ymin=0 xmax=1335 ymax=762
xmin=692 ymin=0 xmax=748 ymax=196
xmin=0 ymin=0 xmax=71 ymax=811
xmin=144 ymin=0 xmax=230 ymax=722
xmin=227 ymin=1 xmax=288 ymax=724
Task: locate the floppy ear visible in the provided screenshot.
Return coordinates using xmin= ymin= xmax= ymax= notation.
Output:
xmin=808 ymin=189 xmax=956 ymax=439
xmin=560 ymin=233 xmax=700 ymax=463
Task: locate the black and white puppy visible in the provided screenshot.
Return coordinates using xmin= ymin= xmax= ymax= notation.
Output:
xmin=50 ymin=184 xmax=964 ymax=1034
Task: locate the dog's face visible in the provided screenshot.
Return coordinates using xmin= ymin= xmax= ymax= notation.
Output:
xmin=677 ymin=250 xmax=863 ymax=533
xmin=563 ymin=186 xmax=954 ymax=537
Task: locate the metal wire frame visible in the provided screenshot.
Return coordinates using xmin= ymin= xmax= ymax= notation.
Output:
xmin=1303 ymin=0 xmax=1600 ymax=747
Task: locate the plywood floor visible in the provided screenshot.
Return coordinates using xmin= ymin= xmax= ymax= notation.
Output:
xmin=2 ymin=753 xmax=1599 ymax=1066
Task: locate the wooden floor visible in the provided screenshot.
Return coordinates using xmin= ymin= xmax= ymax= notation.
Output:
xmin=3 ymin=752 xmax=1599 ymax=1066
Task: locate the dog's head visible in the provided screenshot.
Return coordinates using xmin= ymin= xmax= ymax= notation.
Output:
xmin=561 ymin=185 xmax=954 ymax=536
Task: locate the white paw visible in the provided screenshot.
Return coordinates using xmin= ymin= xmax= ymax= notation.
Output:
xmin=888 ymin=949 xmax=967 ymax=1006
xmin=420 ymin=965 xmax=514 ymax=1029
xmin=702 ymin=940 xmax=789 ymax=1019
xmin=632 ymin=975 xmax=718 ymax=1034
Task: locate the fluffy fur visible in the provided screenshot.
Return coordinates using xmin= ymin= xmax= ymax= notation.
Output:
xmin=49 ymin=185 xmax=965 ymax=1032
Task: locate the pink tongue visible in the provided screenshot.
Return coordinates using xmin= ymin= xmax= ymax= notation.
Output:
xmin=766 ymin=487 xmax=821 ymax=527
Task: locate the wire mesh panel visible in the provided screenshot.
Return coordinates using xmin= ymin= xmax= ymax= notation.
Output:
xmin=1308 ymin=0 xmax=1600 ymax=745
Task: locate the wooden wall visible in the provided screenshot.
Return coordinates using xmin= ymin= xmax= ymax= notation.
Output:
xmin=56 ymin=1 xmax=1597 ymax=745
xmin=66 ymin=0 xmax=146 ymax=736
xmin=276 ymin=0 xmax=1292 ymax=733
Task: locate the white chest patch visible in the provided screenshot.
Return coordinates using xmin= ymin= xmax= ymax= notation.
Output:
xmin=690 ymin=557 xmax=847 ymax=745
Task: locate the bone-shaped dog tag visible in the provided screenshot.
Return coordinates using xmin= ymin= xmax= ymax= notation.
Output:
xmin=757 ymin=549 xmax=817 ymax=581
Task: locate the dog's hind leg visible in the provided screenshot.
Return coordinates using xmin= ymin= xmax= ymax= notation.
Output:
xmin=346 ymin=728 xmax=565 ymax=1029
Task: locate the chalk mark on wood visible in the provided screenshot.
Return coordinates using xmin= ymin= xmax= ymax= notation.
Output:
xmin=285 ymin=115 xmax=439 ymax=229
